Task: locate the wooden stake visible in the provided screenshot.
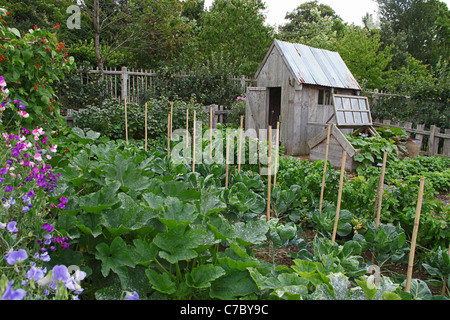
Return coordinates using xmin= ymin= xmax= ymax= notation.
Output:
xmin=405 ymin=177 xmax=425 ymax=292
xmin=273 ymin=121 xmax=280 ymax=186
xmin=332 ymin=150 xmax=346 ymax=243
xmin=170 ymin=101 xmax=173 ymax=141
xmin=210 ymin=106 xmax=213 ymax=158
xmin=238 ymin=115 xmax=244 ymax=173
xmin=225 ymin=133 xmax=230 ymax=188
xmin=192 ymin=110 xmax=196 ymax=173
xmin=186 ymin=108 xmax=189 ymax=148
xmin=144 ymin=102 xmax=148 ymax=152
xmin=375 ymin=152 xmax=388 ymax=228
xmin=319 ymin=124 xmax=332 ymax=212
xmin=167 ymin=113 xmax=171 ymax=158
xmin=124 ymin=98 xmax=128 ymax=144
xmin=266 ymin=126 xmax=272 ymax=221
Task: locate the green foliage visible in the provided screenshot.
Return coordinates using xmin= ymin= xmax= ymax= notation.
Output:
xmin=145 ymin=55 xmax=245 ymax=106
xmin=54 ymin=62 xmax=113 ymax=113
xmin=353 ymin=222 xmax=409 ymax=267
xmin=376 ymin=0 xmax=449 ymax=69
xmin=311 ymin=206 xmax=354 ymax=240
xmin=0 ymin=10 xmax=75 ymax=125
xmin=346 ymin=134 xmax=399 ymax=170
xmin=422 ymin=247 xmax=450 ymax=289
xmin=73 ymin=97 xmax=207 ymax=144
xmin=197 ymin=0 xmax=274 ymax=77
xmin=225 ymin=96 xmax=246 ymax=128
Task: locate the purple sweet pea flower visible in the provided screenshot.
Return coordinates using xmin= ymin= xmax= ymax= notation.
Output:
xmin=5 ymin=249 xmax=28 ymax=265
xmin=6 ymin=221 xmax=18 ymax=233
xmin=1 ymin=280 xmax=27 ymax=300
xmin=42 ymin=223 xmax=54 ymax=232
xmin=26 ymin=265 xmax=45 ymax=281
xmin=124 ymin=291 xmax=139 ymax=300
xmin=5 ymin=185 xmax=13 ymax=192
xmin=52 ymin=265 xmax=70 ymax=282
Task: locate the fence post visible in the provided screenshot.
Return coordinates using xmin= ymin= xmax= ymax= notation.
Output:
xmin=427 ymin=125 xmax=437 ymax=156
xmin=443 ymin=129 xmax=450 ymax=157
xmin=121 ymin=66 xmax=128 ymax=101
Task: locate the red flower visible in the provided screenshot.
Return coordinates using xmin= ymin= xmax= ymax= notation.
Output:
xmin=6 ymin=12 xmax=9 ymax=16
xmin=54 ymin=23 xmax=60 ymax=29
xmin=33 ymin=25 xmax=37 ymax=30
xmin=34 ymin=85 xmax=38 ymax=90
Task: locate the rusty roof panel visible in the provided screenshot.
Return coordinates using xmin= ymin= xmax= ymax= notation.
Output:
xmin=274 ymin=40 xmax=361 ymax=90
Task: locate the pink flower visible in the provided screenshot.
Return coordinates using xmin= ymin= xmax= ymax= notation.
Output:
xmin=17 ymin=110 xmax=29 ymax=118
xmin=50 ymin=144 xmax=57 ymax=153
xmin=0 ymin=76 xmax=6 ymax=87
xmin=34 ymin=153 xmax=42 ymax=162
xmin=32 ymin=126 xmax=44 ymax=136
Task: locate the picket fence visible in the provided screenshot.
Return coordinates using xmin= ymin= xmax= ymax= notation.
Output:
xmin=78 ymin=66 xmax=251 ymax=104
xmin=373 ymin=119 xmax=450 ymax=158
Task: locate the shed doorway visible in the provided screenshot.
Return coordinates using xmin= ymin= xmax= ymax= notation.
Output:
xmin=268 ymin=87 xmax=281 ymax=128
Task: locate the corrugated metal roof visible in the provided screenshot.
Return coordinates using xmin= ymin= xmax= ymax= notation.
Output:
xmin=273 ymin=40 xmax=361 ymax=90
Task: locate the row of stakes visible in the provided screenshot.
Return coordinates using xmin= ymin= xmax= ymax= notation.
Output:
xmin=123 ymin=99 xmax=448 ymax=295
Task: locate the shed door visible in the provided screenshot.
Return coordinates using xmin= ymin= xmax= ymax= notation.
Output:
xmin=245 ymin=87 xmax=267 ymax=139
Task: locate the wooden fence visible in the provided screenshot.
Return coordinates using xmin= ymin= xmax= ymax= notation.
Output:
xmin=78 ymin=66 xmax=251 ymax=105
xmin=373 ymin=119 xmax=450 ymax=158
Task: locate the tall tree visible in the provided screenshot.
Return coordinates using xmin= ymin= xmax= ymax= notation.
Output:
xmin=376 ymin=0 xmax=449 ymax=69
xmin=80 ymin=0 xmax=192 ymax=70
xmin=278 ymin=0 xmax=345 ymax=44
xmin=196 ymin=0 xmax=275 ymax=76
xmin=332 ymin=26 xmax=393 ymax=89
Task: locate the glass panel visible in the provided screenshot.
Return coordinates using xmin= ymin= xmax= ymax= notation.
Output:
xmin=343 ymin=98 xmax=351 ymax=110
xmin=335 ymin=97 xmax=342 ymax=109
xmin=345 ymin=111 xmax=354 ymax=124
xmin=351 ymin=98 xmax=360 ymax=110
xmin=359 ymin=99 xmax=367 ymax=110
xmin=361 ymin=112 xmax=369 ymax=124
xmin=354 ymin=112 xmax=362 ymax=124
xmin=337 ymin=111 xmax=345 ymax=124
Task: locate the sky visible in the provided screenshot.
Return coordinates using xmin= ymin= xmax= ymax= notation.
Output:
xmin=203 ymin=0 xmax=450 ymax=28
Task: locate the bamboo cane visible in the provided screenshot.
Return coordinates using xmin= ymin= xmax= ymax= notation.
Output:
xmin=266 ymin=126 xmax=272 ymax=221
xmin=405 ymin=177 xmax=425 ymax=293
xmin=144 ymin=102 xmax=148 ymax=152
xmin=375 ymin=152 xmax=388 ymax=228
xmin=238 ymin=115 xmax=244 ymax=173
xmin=332 ymin=150 xmax=347 ymax=243
xmin=124 ymin=98 xmax=128 ymax=145
xmin=170 ymin=101 xmax=173 ymax=141
xmin=273 ymin=121 xmax=280 ymax=187
xmin=210 ymin=106 xmax=213 ymax=158
xmin=225 ymin=133 xmax=230 ymax=188
xmin=186 ymin=109 xmax=189 ymax=148
xmin=192 ymin=110 xmax=196 ymax=173
xmin=319 ymin=124 xmax=332 ymax=213
xmin=167 ymin=113 xmax=171 ymax=158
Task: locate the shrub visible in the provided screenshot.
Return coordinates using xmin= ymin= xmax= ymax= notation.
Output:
xmin=0 ymin=9 xmax=75 ymax=126
xmin=73 ymin=97 xmax=208 ymax=143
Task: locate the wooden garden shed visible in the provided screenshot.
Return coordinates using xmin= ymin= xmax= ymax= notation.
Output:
xmin=245 ymin=39 xmax=362 ymax=156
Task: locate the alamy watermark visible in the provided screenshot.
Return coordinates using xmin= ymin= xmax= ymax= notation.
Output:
xmin=66 ymin=5 xmax=81 ymax=30
xmin=170 ymin=122 xmax=279 ymax=175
